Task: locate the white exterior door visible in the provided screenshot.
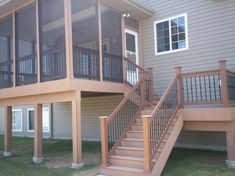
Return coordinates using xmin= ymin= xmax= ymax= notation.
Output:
xmin=125 ymin=29 xmax=139 ymax=84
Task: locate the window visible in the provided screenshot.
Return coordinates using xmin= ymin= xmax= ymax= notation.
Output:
xmin=154 ymin=14 xmax=188 ymax=55
xmin=27 ymin=109 xmax=34 ymax=132
xmin=12 ymin=109 xmax=22 ymax=132
xmin=27 ymin=108 xmax=50 ymax=133
xmin=42 ymin=108 xmax=50 ymax=133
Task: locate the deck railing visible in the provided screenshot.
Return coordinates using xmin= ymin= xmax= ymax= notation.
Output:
xmin=227 ymin=70 xmax=235 ymax=101
xmin=103 ymin=53 xmax=123 ymax=83
xmin=16 ymin=54 xmax=37 ymax=86
xmin=182 ymin=69 xmax=222 ymax=105
xmin=40 ymin=47 xmax=66 ymax=82
xmin=73 ymin=46 xmax=100 ymax=80
xmin=0 ymin=61 xmax=13 ymax=89
xmin=181 ymin=60 xmax=234 ymax=106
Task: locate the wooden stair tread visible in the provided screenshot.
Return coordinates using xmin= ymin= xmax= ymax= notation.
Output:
xmin=105 ymin=165 xmax=144 ymax=173
xmin=116 ymin=146 xmax=144 ymax=151
xmin=110 ymin=155 xmax=144 ymax=161
xmin=128 ymin=130 xmax=144 ymax=133
xmin=133 ymin=123 xmax=143 ymax=125
xmin=122 ymin=138 xmax=143 ymax=142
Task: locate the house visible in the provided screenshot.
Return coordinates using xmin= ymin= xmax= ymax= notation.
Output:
xmin=0 ymin=0 xmax=234 ymax=175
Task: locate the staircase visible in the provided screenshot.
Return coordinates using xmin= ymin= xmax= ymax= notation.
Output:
xmin=99 ymin=59 xmax=235 ymax=176
xmin=100 ymin=106 xmax=183 ymax=176
xmin=100 ymin=106 xmax=153 ymax=176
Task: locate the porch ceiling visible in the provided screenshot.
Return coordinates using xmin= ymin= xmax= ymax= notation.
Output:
xmin=101 ymin=0 xmax=154 ymax=20
xmin=0 ymin=0 xmax=33 ymax=18
xmin=0 ymin=0 xmax=154 ymax=20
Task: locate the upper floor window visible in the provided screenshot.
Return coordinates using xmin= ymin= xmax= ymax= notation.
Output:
xmin=154 ymin=14 xmax=188 ymax=55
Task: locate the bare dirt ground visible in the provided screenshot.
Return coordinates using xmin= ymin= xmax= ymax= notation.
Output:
xmin=46 ymin=153 xmax=101 ymax=176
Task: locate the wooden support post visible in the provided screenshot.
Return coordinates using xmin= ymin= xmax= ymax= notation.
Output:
xmin=36 ymin=0 xmax=41 ymax=83
xmin=147 ymin=67 xmax=154 ymax=104
xmin=64 ymin=0 xmax=73 ymax=79
xmin=4 ymin=106 xmax=13 ymax=157
xmin=226 ymin=120 xmax=235 ymax=168
xmin=121 ymin=14 xmax=126 ymax=83
xmin=142 ymin=115 xmax=152 ymax=173
xmin=99 ymin=116 xmax=109 ymax=167
xmin=175 ymin=67 xmax=183 ymax=107
xmin=33 ymin=103 xmax=43 ymax=163
xmin=71 ymin=91 xmax=84 ymax=169
xmin=13 ymin=12 xmax=16 ymax=87
xmin=97 ymin=0 xmax=103 ymax=81
xmin=140 ymin=71 xmax=146 ymax=106
xmin=219 ymin=60 xmax=229 ymax=107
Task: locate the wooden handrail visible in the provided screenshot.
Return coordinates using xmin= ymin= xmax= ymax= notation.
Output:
xmin=42 ymin=46 xmax=65 ymax=54
xmin=181 ymin=69 xmax=220 ymax=78
xmin=0 ymin=60 xmax=13 ymax=66
xmin=107 ymin=80 xmax=142 ymax=124
xmin=73 ymin=46 xmax=99 ymax=54
xmin=227 ymin=70 xmax=235 ymax=77
xmin=17 ymin=54 xmax=37 ymax=62
xmin=124 ymin=57 xmax=148 ymax=75
xmin=149 ymin=76 xmax=177 ymax=118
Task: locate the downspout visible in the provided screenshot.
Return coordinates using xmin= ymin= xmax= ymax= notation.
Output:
xmin=50 ymin=103 xmax=54 ymax=138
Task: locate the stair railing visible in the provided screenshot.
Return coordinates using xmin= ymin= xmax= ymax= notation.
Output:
xmin=142 ymin=67 xmax=182 ymax=172
xmin=99 ymin=60 xmax=153 ymax=167
xmin=142 ymin=60 xmax=234 ymax=173
xmin=124 ymin=57 xmax=154 ymax=104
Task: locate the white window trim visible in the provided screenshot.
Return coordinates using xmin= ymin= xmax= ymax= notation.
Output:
xmin=26 ymin=107 xmax=50 ymax=133
xmin=43 ymin=107 xmax=50 ymax=133
xmin=154 ymin=13 xmax=189 ymax=56
xmin=27 ymin=108 xmax=34 ymax=132
xmin=12 ymin=109 xmax=23 ymax=132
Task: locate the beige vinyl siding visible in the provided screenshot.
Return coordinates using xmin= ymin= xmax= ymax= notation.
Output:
xmin=53 ymin=95 xmax=123 ymax=140
xmin=0 ymin=105 xmax=51 ymax=138
xmin=137 ymin=0 xmax=234 ymax=151
xmin=138 ymin=0 xmax=235 ymax=95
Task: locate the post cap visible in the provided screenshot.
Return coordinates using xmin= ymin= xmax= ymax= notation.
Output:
xmin=141 ymin=115 xmax=152 ymax=118
xmin=175 ymin=66 xmax=182 ymax=70
xmin=99 ymin=116 xmax=108 ymax=119
xmin=219 ymin=60 xmax=226 ymax=64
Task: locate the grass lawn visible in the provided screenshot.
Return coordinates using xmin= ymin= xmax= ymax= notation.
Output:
xmin=0 ymin=136 xmax=234 ymax=176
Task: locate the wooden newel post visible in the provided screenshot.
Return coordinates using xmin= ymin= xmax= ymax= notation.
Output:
xmin=142 ymin=115 xmax=152 ymax=173
xmin=147 ymin=67 xmax=154 ymax=104
xmin=140 ymin=71 xmax=146 ymax=106
xmin=175 ymin=66 xmax=183 ymax=107
xmin=99 ymin=116 xmax=109 ymax=167
xmin=219 ymin=60 xmax=229 ymax=107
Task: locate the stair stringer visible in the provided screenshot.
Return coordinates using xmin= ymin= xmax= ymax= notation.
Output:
xmin=151 ymin=110 xmax=183 ymax=176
